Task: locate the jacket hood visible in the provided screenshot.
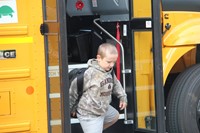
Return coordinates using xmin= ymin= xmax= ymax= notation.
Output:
xmin=87 ymin=58 xmax=113 ymax=73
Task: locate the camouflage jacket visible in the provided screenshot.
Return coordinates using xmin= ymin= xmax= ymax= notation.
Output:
xmin=69 ymin=59 xmax=127 ymax=118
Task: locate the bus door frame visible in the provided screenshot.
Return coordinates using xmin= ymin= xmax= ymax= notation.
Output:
xmin=131 ymin=0 xmax=166 ymax=132
xmin=57 ymin=0 xmax=71 ymax=133
xmin=42 ymin=0 xmax=70 ymax=132
xmin=152 ymin=0 xmax=166 ymax=133
xmin=55 ymin=0 xmax=166 ymax=133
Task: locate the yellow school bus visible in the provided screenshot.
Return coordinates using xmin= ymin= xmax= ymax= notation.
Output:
xmin=0 ymin=0 xmax=200 ymax=133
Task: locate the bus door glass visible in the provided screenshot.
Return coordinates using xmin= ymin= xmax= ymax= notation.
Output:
xmin=42 ymin=0 xmax=68 ymax=132
xmin=132 ymin=0 xmax=165 ymax=132
xmin=133 ymin=29 xmax=157 ymax=131
xmin=132 ymin=1 xmax=155 ymax=131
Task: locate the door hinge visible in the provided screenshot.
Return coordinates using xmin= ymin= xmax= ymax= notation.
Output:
xmin=40 ymin=23 xmax=49 ymax=35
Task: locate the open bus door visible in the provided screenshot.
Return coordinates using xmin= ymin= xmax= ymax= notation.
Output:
xmin=41 ymin=0 xmax=70 ymax=132
xmin=0 ymin=0 xmax=166 ymax=132
xmin=42 ymin=0 xmax=166 ymax=132
xmin=65 ymin=0 xmax=166 ymax=133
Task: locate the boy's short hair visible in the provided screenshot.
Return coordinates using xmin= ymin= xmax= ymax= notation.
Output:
xmin=97 ymin=43 xmax=118 ymax=58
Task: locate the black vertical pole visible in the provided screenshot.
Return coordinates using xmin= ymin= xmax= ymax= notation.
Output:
xmin=152 ymin=0 xmax=166 ymax=133
xmin=58 ymin=0 xmax=71 ymax=133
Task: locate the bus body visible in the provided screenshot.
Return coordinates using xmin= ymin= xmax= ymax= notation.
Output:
xmin=0 ymin=0 xmax=47 ymax=132
xmin=0 ymin=0 xmax=200 ymax=133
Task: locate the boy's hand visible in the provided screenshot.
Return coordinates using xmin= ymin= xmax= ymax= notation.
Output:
xmin=71 ymin=112 xmax=77 ymax=118
xmin=119 ymin=101 xmax=127 ymax=110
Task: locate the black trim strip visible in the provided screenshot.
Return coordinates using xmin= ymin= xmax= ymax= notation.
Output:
xmin=162 ymin=0 xmax=200 ymax=12
xmin=196 ymin=44 xmax=200 ymax=63
xmin=58 ymin=0 xmax=71 ymax=133
xmin=130 ymin=18 xmax=152 ymax=31
xmin=152 ymin=0 xmax=166 ymax=133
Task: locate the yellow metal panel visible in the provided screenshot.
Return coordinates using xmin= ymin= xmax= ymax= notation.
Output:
xmin=0 ymin=0 xmax=48 ymax=132
xmin=134 ymin=32 xmax=154 ymax=128
xmin=0 ymin=68 xmax=30 ymax=79
xmin=133 ymin=0 xmax=151 ymax=18
xmin=0 ymin=25 xmax=28 ymax=35
xmin=0 ymin=37 xmax=33 ymax=44
xmin=0 ymin=92 xmax=10 ymax=115
xmin=163 ymin=12 xmax=200 ymax=46
xmin=162 ymin=46 xmax=195 ymax=83
xmin=0 ymin=121 xmax=30 ymax=132
xmin=0 ymin=38 xmax=32 ymax=79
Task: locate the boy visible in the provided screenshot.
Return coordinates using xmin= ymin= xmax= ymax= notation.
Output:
xmin=69 ymin=43 xmax=127 ymax=133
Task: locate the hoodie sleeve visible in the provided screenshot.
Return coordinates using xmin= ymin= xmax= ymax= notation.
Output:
xmin=69 ymin=78 xmax=79 ymax=112
xmin=112 ymin=73 xmax=128 ymax=103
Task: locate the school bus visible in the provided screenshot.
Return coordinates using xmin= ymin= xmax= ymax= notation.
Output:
xmin=0 ymin=0 xmax=200 ymax=133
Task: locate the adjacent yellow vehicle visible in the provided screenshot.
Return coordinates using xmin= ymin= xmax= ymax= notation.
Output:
xmin=0 ymin=0 xmax=200 ymax=133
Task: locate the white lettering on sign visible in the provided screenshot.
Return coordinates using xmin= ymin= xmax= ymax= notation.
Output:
xmin=0 ymin=50 xmax=16 ymax=59
xmin=0 ymin=52 xmax=3 ymax=59
xmin=48 ymin=66 xmax=60 ymax=77
xmin=0 ymin=0 xmax=18 ymax=24
xmin=49 ymin=70 xmax=59 ymax=77
xmin=48 ymin=64 xmax=88 ymax=78
xmin=4 ymin=52 xmax=10 ymax=57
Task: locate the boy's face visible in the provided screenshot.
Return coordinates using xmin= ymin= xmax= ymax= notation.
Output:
xmin=97 ymin=52 xmax=118 ymax=71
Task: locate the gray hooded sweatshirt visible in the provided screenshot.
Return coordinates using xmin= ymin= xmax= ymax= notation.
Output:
xmin=69 ymin=59 xmax=127 ymax=118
